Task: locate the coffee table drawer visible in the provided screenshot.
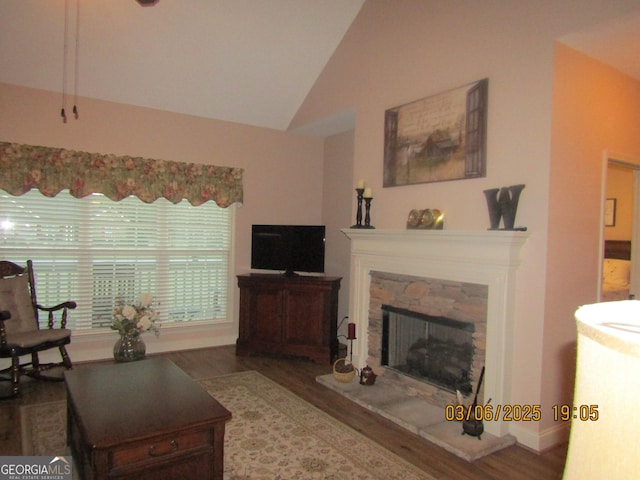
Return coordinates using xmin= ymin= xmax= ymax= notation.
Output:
xmin=110 ymin=429 xmax=211 ymax=468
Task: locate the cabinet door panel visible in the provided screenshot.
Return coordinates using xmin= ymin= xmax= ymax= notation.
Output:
xmin=251 ymin=289 xmax=283 ymax=341
xmin=284 ymin=288 xmax=325 ymax=345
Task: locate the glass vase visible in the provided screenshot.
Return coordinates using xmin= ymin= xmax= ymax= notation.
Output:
xmin=113 ymin=332 xmax=146 ymax=362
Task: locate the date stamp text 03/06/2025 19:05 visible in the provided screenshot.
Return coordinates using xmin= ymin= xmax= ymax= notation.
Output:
xmin=444 ymin=404 xmax=600 ymax=422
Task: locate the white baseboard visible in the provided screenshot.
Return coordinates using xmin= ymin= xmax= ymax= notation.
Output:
xmin=509 ymin=421 xmax=570 ymax=452
xmin=1 ymin=321 xmax=237 ymax=367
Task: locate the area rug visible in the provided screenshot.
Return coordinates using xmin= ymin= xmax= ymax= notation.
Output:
xmin=21 ymin=370 xmax=433 ymax=479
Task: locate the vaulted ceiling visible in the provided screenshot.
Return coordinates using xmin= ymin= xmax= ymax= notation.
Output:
xmin=0 ymin=1 xmax=637 ymax=134
xmin=560 ymin=13 xmax=640 ymax=83
xmin=0 ymin=0 xmax=364 ymax=131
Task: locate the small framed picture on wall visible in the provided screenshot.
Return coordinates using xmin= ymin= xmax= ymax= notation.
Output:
xmin=605 ymin=198 xmax=616 ymax=227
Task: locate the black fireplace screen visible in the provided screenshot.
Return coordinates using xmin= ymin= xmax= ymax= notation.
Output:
xmin=381 ymin=304 xmax=474 ymax=394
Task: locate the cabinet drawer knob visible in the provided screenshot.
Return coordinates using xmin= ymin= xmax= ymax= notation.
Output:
xmin=148 ymin=439 xmax=178 ymax=457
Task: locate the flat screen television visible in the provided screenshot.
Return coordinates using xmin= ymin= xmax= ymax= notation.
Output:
xmin=251 ymin=225 xmax=325 ymax=276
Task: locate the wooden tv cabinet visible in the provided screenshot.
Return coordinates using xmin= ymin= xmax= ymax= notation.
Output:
xmin=236 ymin=273 xmax=341 ymax=364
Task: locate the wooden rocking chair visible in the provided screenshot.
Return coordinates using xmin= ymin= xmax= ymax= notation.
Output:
xmin=0 ymin=260 xmax=76 ymax=399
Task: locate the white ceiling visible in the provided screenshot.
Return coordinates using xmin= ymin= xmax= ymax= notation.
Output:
xmin=0 ymin=1 xmax=637 ymax=133
xmin=560 ymin=13 xmax=640 ymax=82
xmin=0 ymin=0 xmax=364 ymax=131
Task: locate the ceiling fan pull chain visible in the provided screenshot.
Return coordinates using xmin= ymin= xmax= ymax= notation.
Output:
xmin=61 ymin=0 xmax=69 ymax=123
xmin=61 ymin=0 xmax=81 ymax=122
xmin=73 ymin=0 xmax=80 ymax=119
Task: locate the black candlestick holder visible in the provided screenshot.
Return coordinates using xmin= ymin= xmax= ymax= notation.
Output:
xmin=351 ymin=188 xmax=365 ymax=228
xmin=363 ymin=197 xmax=375 ymax=228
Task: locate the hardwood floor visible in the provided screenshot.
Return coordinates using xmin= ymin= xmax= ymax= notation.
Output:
xmin=0 ymin=346 xmax=567 ymax=479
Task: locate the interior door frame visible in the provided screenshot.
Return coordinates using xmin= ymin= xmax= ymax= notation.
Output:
xmin=598 ymin=150 xmax=640 ymax=301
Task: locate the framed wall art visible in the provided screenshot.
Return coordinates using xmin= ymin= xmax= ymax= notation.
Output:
xmin=383 ymin=78 xmax=488 ymax=187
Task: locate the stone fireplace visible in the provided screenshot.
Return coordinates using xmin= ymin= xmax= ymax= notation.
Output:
xmin=376 ymin=272 xmax=486 ymax=398
xmin=341 ymin=228 xmax=528 ymax=438
xmin=368 ymin=271 xmax=488 ymax=409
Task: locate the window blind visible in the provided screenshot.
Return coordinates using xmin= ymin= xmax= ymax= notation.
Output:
xmin=0 ymin=189 xmax=232 ymax=330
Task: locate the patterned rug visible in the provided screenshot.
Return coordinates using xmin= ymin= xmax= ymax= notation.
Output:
xmin=21 ymin=370 xmax=433 ymax=479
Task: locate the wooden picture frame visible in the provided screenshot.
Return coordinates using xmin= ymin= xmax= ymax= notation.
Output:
xmin=383 ymin=78 xmax=488 ymax=187
xmin=605 ymin=198 xmax=616 ymax=227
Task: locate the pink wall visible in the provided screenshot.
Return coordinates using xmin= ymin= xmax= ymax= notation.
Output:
xmin=322 ymin=130 xmax=356 ymax=335
xmin=546 ymin=43 xmax=640 ymax=431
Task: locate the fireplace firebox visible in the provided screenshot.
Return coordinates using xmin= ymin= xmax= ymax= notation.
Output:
xmin=381 ymin=304 xmax=474 ymax=394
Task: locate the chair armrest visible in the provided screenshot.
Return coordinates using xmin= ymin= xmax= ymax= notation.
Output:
xmin=36 ymin=301 xmax=77 ymax=312
xmin=36 ymin=302 xmax=77 ymax=329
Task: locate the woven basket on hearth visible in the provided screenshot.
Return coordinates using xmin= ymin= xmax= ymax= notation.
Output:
xmin=332 ymin=358 xmax=356 ymax=383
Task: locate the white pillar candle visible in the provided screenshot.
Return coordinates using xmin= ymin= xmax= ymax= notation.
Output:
xmin=357 ymin=179 xmax=365 ymax=189
xmin=363 ymin=188 xmax=372 ymax=198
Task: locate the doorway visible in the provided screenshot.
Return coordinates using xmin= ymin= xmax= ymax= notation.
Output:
xmin=600 ymin=156 xmax=640 ymax=301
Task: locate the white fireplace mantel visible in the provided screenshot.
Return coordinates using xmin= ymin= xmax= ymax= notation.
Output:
xmin=341 ymin=228 xmax=529 ymax=437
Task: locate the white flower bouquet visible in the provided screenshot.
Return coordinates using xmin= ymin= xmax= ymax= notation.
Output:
xmin=111 ymin=293 xmax=160 ymax=337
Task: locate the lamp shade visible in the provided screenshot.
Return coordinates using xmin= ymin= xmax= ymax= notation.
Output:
xmin=564 ymin=300 xmax=640 ymax=479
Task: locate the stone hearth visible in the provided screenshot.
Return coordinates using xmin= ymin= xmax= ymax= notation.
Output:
xmin=316 ymin=373 xmax=516 ymax=461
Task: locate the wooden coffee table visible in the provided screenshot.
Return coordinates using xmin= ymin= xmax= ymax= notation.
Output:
xmin=64 ymin=358 xmax=231 ymax=480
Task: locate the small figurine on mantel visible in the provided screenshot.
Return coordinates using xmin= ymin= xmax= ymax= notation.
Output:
xmin=406 ymin=209 xmax=444 ymax=229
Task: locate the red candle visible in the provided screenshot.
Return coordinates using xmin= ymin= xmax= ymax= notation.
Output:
xmin=347 ymin=322 xmax=356 ymax=340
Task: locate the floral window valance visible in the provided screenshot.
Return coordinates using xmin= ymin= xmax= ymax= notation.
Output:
xmin=0 ymin=141 xmax=243 ymax=207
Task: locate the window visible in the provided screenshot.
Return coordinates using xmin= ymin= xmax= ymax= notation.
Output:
xmin=0 ymin=189 xmax=233 ymax=330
